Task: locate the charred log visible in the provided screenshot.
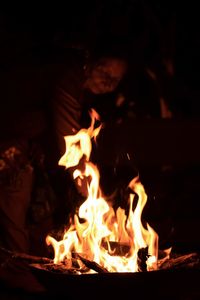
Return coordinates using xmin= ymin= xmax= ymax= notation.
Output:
xmin=73 ymin=253 xmax=109 ymax=273
xmin=1 ymin=246 xmax=200 ymax=275
xmin=30 ymin=262 xmax=81 ymax=275
xmin=159 ymin=252 xmax=200 ymax=270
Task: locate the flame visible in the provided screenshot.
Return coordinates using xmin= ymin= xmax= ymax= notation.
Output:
xmin=46 ymin=109 xmax=159 ymax=272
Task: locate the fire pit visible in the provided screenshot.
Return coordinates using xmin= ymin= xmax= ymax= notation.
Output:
xmin=0 ymin=246 xmax=200 ymax=299
xmin=31 ymin=269 xmax=200 ymax=299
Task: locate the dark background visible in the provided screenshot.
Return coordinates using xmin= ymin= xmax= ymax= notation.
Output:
xmin=0 ymin=1 xmax=199 ymax=118
xmin=0 ymin=0 xmax=200 ymax=253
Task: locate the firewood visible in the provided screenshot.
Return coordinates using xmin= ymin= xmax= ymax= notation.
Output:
xmin=2 ymin=246 xmax=199 ymax=275
xmin=73 ymin=253 xmax=109 ymax=273
xmin=159 ymin=253 xmax=200 ymax=270
xmin=30 ymin=262 xmax=80 ymax=274
xmin=0 ymin=246 xmax=53 ymax=264
xmin=101 ymin=241 xmax=130 ymax=256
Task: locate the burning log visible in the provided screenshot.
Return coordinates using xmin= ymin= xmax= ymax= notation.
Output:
xmin=101 ymin=241 xmax=130 ymax=257
xmin=0 ymin=247 xmax=109 ymax=274
xmin=30 ymin=262 xmax=81 ymax=275
xmin=159 ymin=252 xmax=200 ymax=270
xmin=1 ymin=246 xmax=200 ymax=276
xmin=30 ymin=254 xmax=109 ymax=275
xmin=73 ymin=253 xmax=109 ymax=273
xmin=28 ymin=252 xmax=200 ymax=275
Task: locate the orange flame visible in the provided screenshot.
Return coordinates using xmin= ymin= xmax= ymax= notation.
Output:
xmin=46 ymin=109 xmax=159 ymax=272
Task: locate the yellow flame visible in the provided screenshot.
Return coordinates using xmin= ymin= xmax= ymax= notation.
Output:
xmin=47 ymin=109 xmax=159 ymax=272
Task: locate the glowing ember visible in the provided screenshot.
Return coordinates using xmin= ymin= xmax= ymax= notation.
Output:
xmin=46 ymin=109 xmax=159 ymax=273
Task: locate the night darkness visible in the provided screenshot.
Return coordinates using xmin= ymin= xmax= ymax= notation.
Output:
xmin=0 ymin=1 xmax=200 ymax=298
xmin=0 ymin=1 xmax=199 ymax=114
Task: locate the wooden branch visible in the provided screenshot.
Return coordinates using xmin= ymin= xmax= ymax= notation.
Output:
xmin=1 ymin=246 xmax=199 ymax=275
xmin=159 ymin=253 xmax=200 ymax=270
xmin=0 ymin=246 xmax=53 ymax=264
xmin=30 ymin=262 xmax=80 ymax=274
xmin=74 ymin=253 xmax=109 ymax=273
